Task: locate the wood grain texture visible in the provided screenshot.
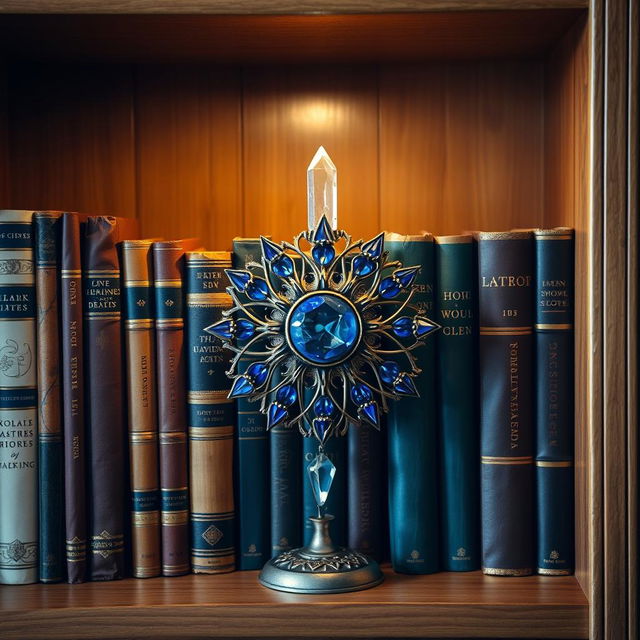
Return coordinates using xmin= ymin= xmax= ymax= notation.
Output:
xmin=0 ymin=569 xmax=588 ymax=639
xmin=135 ymin=66 xmax=242 ymax=249
xmin=0 ymin=0 xmax=590 ymax=14
xmin=0 ymin=12 xmax=584 ymax=63
xmin=379 ymin=61 xmax=544 ymax=235
xmin=7 ymin=63 xmax=136 ymax=217
xmin=243 ymin=66 xmax=379 ymax=241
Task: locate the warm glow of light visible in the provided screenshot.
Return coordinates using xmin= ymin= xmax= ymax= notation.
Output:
xmin=290 ymin=98 xmax=342 ymax=129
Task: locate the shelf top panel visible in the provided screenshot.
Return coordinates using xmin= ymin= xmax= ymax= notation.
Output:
xmin=0 ymin=0 xmax=590 ymax=15
xmin=1 ymin=569 xmax=589 ymax=639
xmin=0 ymin=9 xmax=586 ymax=63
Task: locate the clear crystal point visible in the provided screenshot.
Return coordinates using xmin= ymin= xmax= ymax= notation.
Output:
xmin=307 ymin=452 xmax=336 ymax=508
xmin=307 ymin=146 xmax=337 ymax=231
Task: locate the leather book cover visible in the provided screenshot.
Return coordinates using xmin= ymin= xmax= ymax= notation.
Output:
xmin=61 ymin=213 xmax=87 ymax=583
xmin=34 ymin=211 xmax=65 ymax=583
xmin=185 ymin=251 xmax=235 ymax=574
xmin=232 ymin=238 xmax=270 ymax=570
xmin=435 ymin=235 xmax=479 ymax=571
xmin=534 ymin=228 xmax=574 ymax=575
xmin=385 ymin=232 xmax=439 ymax=574
xmin=153 ymin=238 xmax=200 ymax=577
xmin=83 ymin=216 xmax=133 ymax=580
xmin=122 ymin=240 xmax=161 ymax=578
xmin=476 ymin=230 xmax=534 ymax=576
xmin=0 ymin=210 xmax=38 ymax=585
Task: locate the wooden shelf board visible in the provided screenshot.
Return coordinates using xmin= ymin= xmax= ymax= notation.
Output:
xmin=0 ymin=10 xmax=584 ymax=63
xmin=1 ymin=569 xmax=588 ymax=639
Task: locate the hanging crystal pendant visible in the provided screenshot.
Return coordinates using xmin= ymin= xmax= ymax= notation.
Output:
xmin=307 ymin=451 xmax=336 ymax=509
xmin=307 ymin=146 xmax=337 ymax=231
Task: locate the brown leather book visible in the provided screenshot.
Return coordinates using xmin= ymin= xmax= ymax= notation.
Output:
xmin=153 ymin=238 xmax=200 ymax=576
xmin=83 ymin=216 xmax=138 ymax=580
xmin=121 ymin=239 xmax=162 ymax=578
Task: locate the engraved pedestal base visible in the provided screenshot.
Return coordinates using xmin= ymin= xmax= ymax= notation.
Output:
xmin=259 ymin=515 xmax=384 ymax=594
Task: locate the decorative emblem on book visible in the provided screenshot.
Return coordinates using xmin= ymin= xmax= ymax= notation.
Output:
xmin=136 ymin=298 xmax=146 ymax=307
xmin=202 ymin=524 xmax=223 ymax=546
xmin=410 ymin=549 xmax=420 ymax=560
xmin=273 ymin=548 xmax=369 ymax=573
xmin=550 ymin=549 xmax=560 ymax=561
xmin=457 ymin=547 xmax=467 ymax=558
xmin=0 ymin=339 xmax=32 ymax=378
xmin=0 ymin=538 xmax=37 ymax=565
xmin=91 ymin=530 xmax=123 ymax=558
xmin=0 ymin=258 xmax=33 ymax=275
xmin=164 ymin=299 xmax=175 ymax=307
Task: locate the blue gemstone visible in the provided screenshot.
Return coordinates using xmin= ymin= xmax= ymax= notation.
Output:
xmin=352 ymin=254 xmax=375 ymax=276
xmin=260 ymin=236 xmax=281 ymax=262
xmin=245 ymin=278 xmax=269 ymax=301
xmin=236 ymin=318 xmax=256 ymax=340
xmin=267 ymin=402 xmax=288 ymax=429
xmin=272 ymin=254 xmax=294 ymax=277
xmin=313 ymin=216 xmax=334 ymax=244
xmin=226 ymin=269 xmax=251 ymax=292
xmin=361 ymin=233 xmax=384 ymax=259
xmin=360 ymin=402 xmax=380 ymax=428
xmin=394 ymin=373 xmax=418 ymax=396
xmin=415 ymin=316 xmax=437 ymax=337
xmin=247 ymin=362 xmax=268 ymax=387
xmin=379 ymin=277 xmax=401 ymax=299
xmin=276 ymin=384 xmax=297 ymax=407
xmin=230 ymin=375 xmax=254 ymax=398
xmin=204 ymin=318 xmax=233 ymax=340
xmin=392 ymin=316 xmax=414 ymax=338
xmin=288 ymin=293 xmax=360 ymax=364
xmin=379 ymin=360 xmax=400 ymax=384
xmin=313 ymin=417 xmax=332 ymax=442
xmin=314 ymin=395 xmax=335 ymax=417
xmin=312 ymin=244 xmax=335 ymax=266
xmin=350 ymin=383 xmax=373 ymax=406
xmin=394 ymin=266 xmax=419 ymax=289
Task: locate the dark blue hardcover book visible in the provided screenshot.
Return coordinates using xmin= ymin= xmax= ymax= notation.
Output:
xmin=385 ymin=232 xmax=439 ymax=574
xmin=232 ymin=238 xmax=270 ymax=570
xmin=34 ymin=212 xmax=65 ymax=583
xmin=534 ymin=228 xmax=574 ymax=575
xmin=435 ymin=235 xmax=479 ymax=571
xmin=185 ymin=251 xmax=235 ymax=574
xmin=477 ymin=231 xmax=534 ymax=576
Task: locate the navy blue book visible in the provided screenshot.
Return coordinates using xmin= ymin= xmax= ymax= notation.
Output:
xmin=232 ymin=238 xmax=270 ymax=570
xmin=534 ymin=228 xmax=574 ymax=575
xmin=435 ymin=235 xmax=479 ymax=571
xmin=476 ymin=230 xmax=534 ymax=576
xmin=385 ymin=232 xmax=439 ymax=574
xmin=34 ymin=212 xmax=65 ymax=583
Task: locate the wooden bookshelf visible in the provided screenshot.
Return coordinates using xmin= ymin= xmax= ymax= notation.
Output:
xmin=0 ymin=2 xmax=636 ymax=640
xmin=1 ymin=569 xmax=588 ymax=639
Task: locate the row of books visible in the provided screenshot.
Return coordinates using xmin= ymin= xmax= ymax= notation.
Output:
xmin=0 ymin=210 xmax=574 ymax=584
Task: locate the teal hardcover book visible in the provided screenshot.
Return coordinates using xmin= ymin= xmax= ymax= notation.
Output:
xmin=385 ymin=232 xmax=439 ymax=574
xmin=435 ymin=235 xmax=479 ymax=571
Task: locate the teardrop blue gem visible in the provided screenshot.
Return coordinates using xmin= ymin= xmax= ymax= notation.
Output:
xmin=415 ymin=316 xmax=437 ymax=337
xmin=350 ymin=383 xmax=373 ymax=406
xmin=235 ymin=318 xmax=256 ymax=340
xmin=229 ymin=375 xmax=254 ymax=398
xmin=361 ymin=233 xmax=384 ymax=259
xmin=226 ymin=269 xmax=251 ymax=292
xmin=245 ymin=278 xmax=269 ymax=301
xmin=314 ymin=395 xmax=335 ymax=417
xmin=394 ymin=373 xmax=419 ymax=396
xmin=247 ymin=362 xmax=268 ymax=387
xmin=276 ymin=384 xmax=297 ymax=407
xmin=392 ymin=316 xmax=414 ymax=338
xmin=267 ymin=402 xmax=288 ymax=429
xmin=313 ymin=417 xmax=331 ymax=442
xmin=313 ymin=215 xmax=334 ymax=244
xmin=352 ymin=254 xmax=375 ymax=276
xmin=379 ymin=276 xmax=401 ymax=299
xmin=204 ymin=318 xmax=233 ymax=340
xmin=394 ymin=266 xmax=419 ymax=288
xmin=312 ymin=244 xmax=335 ymax=266
xmin=360 ymin=402 xmax=380 ymax=428
xmin=272 ymin=254 xmax=294 ymax=277
xmin=260 ymin=236 xmax=281 ymax=262
xmin=379 ymin=360 xmax=400 ymax=384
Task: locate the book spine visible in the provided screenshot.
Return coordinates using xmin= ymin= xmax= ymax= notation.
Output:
xmin=534 ymin=228 xmax=574 ymax=575
xmin=185 ymin=251 xmax=235 ymax=574
xmin=270 ymin=422 xmax=301 ymax=555
xmin=435 ymin=235 xmax=479 ymax=571
xmin=122 ymin=241 xmax=161 ymax=578
xmin=232 ymin=239 xmax=269 ymax=570
xmin=61 ymin=213 xmax=87 ymax=583
xmin=0 ymin=210 xmax=38 ymax=585
xmin=303 ymin=431 xmax=347 ymax=547
xmin=34 ymin=212 xmax=65 ymax=583
xmin=154 ymin=240 xmax=197 ymax=577
xmin=477 ymin=231 xmax=534 ymax=576
xmin=83 ymin=216 xmax=126 ymax=580
xmin=385 ymin=233 xmax=439 ymax=574
xmin=347 ymin=423 xmax=383 ymax=559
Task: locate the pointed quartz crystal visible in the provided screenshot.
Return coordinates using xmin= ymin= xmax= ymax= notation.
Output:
xmin=307 ymin=146 xmax=337 ymax=231
xmin=307 ymin=452 xmax=336 ymax=507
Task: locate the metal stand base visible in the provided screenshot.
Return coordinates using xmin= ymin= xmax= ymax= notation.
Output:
xmin=259 ymin=515 xmax=384 ymax=594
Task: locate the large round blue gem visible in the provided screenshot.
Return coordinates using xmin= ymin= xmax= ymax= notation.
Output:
xmin=287 ymin=293 xmax=361 ymax=365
